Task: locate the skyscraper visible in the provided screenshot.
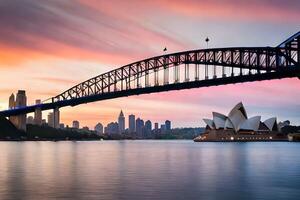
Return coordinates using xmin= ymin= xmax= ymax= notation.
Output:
xmin=53 ymin=108 xmax=60 ymax=129
xmin=136 ymin=118 xmax=144 ymax=137
xmin=26 ymin=116 xmax=34 ymax=124
xmin=48 ymin=112 xmax=54 ymax=128
xmin=129 ymin=114 xmax=135 ymax=133
xmin=165 ymin=120 xmax=171 ymax=130
xmin=34 ymin=99 xmax=42 ymax=125
xmin=95 ymin=123 xmax=104 ymax=134
xmin=118 ymin=110 xmax=125 ymax=133
xmin=8 ymin=93 xmax=17 ymax=127
xmin=145 ymin=120 xmax=152 ymax=136
xmin=161 ymin=124 xmax=166 ymax=133
xmin=154 ymin=123 xmax=159 ymax=131
xmin=72 ymin=120 xmax=80 ymax=129
xmin=105 ymin=122 xmax=119 ymax=134
xmin=15 ymin=90 xmax=27 ymax=131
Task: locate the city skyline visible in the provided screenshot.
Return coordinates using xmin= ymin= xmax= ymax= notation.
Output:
xmin=0 ymin=0 xmax=299 ymax=128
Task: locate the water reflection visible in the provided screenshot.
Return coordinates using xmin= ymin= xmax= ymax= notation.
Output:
xmin=0 ymin=141 xmax=299 ymax=200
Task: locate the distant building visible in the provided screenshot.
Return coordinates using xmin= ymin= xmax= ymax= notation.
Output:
xmin=9 ymin=93 xmax=15 ymax=109
xmin=105 ymin=122 xmax=119 ymax=134
xmin=154 ymin=123 xmax=159 ymax=132
xmin=48 ymin=112 xmax=54 ymax=128
xmin=161 ymin=124 xmax=166 ymax=132
xmin=136 ymin=118 xmax=144 ymax=137
xmin=129 ymin=114 xmax=136 ymax=133
xmin=95 ymin=123 xmax=104 ymax=134
xmin=16 ymin=90 xmax=27 ymax=131
xmin=9 ymin=90 xmax=27 ymax=131
xmin=53 ymin=108 xmax=60 ymax=129
xmin=41 ymin=119 xmax=47 ymax=125
xmin=82 ymin=126 xmax=89 ymax=131
xmin=145 ymin=120 xmax=152 ymax=135
xmin=59 ymin=123 xmax=65 ymax=129
xmin=34 ymin=99 xmax=42 ymax=125
xmin=8 ymin=93 xmax=17 ymax=126
xmin=26 ymin=116 xmax=34 ymax=124
xmin=165 ymin=120 xmax=171 ymax=130
xmin=72 ymin=120 xmax=80 ymax=129
xmin=118 ymin=110 xmax=125 ymax=133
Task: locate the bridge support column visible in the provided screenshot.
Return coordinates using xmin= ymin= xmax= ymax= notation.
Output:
xmin=53 ymin=108 xmax=60 ymax=129
xmin=205 ymin=64 xmax=208 ymax=80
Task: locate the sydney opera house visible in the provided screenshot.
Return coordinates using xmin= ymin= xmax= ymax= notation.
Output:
xmin=194 ymin=102 xmax=286 ymax=142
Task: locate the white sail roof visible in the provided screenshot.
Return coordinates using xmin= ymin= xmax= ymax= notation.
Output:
xmin=225 ymin=118 xmax=234 ymax=129
xmin=238 ymin=116 xmax=261 ymax=131
xmin=227 ymin=102 xmax=248 ymax=132
xmin=212 ymin=112 xmax=227 ymax=129
xmin=263 ymin=117 xmax=277 ymax=131
xmin=203 ymin=119 xmax=215 ymax=129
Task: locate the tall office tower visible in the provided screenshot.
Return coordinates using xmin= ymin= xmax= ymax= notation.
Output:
xmin=136 ymin=118 xmax=144 ymax=137
xmin=9 ymin=93 xmax=15 ymax=108
xmin=8 ymin=93 xmax=18 ymax=126
xmin=72 ymin=120 xmax=80 ymax=129
xmin=42 ymin=119 xmax=47 ymax=125
xmin=15 ymin=90 xmax=27 ymax=131
xmin=59 ymin=123 xmax=65 ymax=129
xmin=154 ymin=123 xmax=159 ymax=131
xmin=53 ymin=108 xmax=60 ymax=129
xmin=105 ymin=122 xmax=119 ymax=134
xmin=95 ymin=123 xmax=104 ymax=134
xmin=145 ymin=120 xmax=152 ymax=135
xmin=165 ymin=120 xmax=171 ymax=130
xmin=128 ymin=114 xmax=136 ymax=133
xmin=34 ymin=99 xmax=42 ymax=125
xmin=161 ymin=124 xmax=166 ymax=133
xmin=26 ymin=116 xmax=34 ymax=124
xmin=48 ymin=112 xmax=54 ymax=128
xmin=118 ymin=110 xmax=125 ymax=133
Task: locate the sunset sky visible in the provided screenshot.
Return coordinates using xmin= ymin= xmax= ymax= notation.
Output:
xmin=0 ymin=0 xmax=299 ymax=129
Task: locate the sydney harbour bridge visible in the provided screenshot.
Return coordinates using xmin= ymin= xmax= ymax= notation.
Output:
xmin=1 ymin=32 xmax=299 ymax=120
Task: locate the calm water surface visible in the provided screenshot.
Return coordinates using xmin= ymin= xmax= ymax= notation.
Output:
xmin=0 ymin=140 xmax=299 ymax=200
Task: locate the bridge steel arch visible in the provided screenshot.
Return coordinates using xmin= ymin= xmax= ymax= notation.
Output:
xmin=0 ymin=32 xmax=299 ymax=117
xmin=53 ymin=46 xmax=299 ymax=103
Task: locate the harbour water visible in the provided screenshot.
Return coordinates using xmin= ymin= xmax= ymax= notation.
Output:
xmin=0 ymin=140 xmax=299 ymax=200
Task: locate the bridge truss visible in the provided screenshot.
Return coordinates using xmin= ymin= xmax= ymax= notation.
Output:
xmin=1 ymin=32 xmax=299 ymax=117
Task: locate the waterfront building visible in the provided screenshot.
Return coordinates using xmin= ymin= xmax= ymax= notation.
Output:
xmin=105 ymin=122 xmax=119 ymax=134
xmin=95 ymin=123 xmax=104 ymax=134
xmin=72 ymin=120 xmax=80 ymax=129
xmin=165 ymin=120 xmax=171 ymax=130
xmin=48 ymin=112 xmax=54 ymax=128
xmin=129 ymin=114 xmax=136 ymax=133
xmin=118 ymin=110 xmax=125 ymax=133
xmin=9 ymin=90 xmax=27 ymax=131
xmin=59 ymin=123 xmax=65 ymax=129
xmin=34 ymin=99 xmax=42 ymax=125
xmin=26 ymin=116 xmax=34 ymax=124
xmin=8 ymin=93 xmax=17 ymax=126
xmin=136 ymin=118 xmax=144 ymax=137
xmin=41 ymin=119 xmax=47 ymax=125
xmin=154 ymin=123 xmax=159 ymax=133
xmin=195 ymin=102 xmax=283 ymax=142
xmin=145 ymin=120 xmax=152 ymax=135
xmin=53 ymin=108 xmax=60 ymax=129
xmin=82 ymin=126 xmax=89 ymax=131
xmin=161 ymin=124 xmax=166 ymax=133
